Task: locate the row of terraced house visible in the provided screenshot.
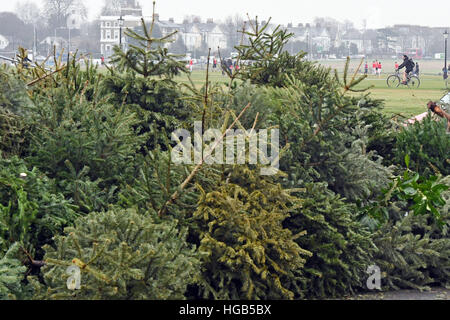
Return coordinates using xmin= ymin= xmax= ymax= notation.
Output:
xmin=100 ymin=7 xmax=448 ymax=60
xmin=100 ymin=2 xmax=227 ymax=58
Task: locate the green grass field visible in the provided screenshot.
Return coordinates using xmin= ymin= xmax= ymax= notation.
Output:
xmin=174 ymin=67 xmax=449 ymax=119
xmin=351 ymin=74 xmax=449 ymax=117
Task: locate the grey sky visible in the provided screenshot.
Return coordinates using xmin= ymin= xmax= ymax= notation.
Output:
xmin=1 ymin=0 xmax=449 ymax=29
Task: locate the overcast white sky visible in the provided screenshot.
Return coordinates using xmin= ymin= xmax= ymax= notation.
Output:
xmin=1 ymin=0 xmax=449 ymax=29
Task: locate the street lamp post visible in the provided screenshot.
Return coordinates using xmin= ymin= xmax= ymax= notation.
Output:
xmin=118 ymin=15 xmax=124 ymax=50
xmin=55 ymin=27 xmax=70 ymax=56
xmin=33 ymin=24 xmax=37 ymax=59
xmin=68 ymin=27 xmax=71 ymax=55
xmin=444 ymin=30 xmax=448 ymax=80
xmin=184 ymin=24 xmax=188 ymax=56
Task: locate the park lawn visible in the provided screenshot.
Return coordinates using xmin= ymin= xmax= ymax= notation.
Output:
xmin=351 ymin=75 xmax=449 ymax=117
xmin=174 ymin=70 xmax=448 ymax=118
xmin=174 ymin=69 xmax=228 ymax=86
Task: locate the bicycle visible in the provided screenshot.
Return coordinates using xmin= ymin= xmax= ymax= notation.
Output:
xmin=386 ymin=71 xmax=420 ymax=88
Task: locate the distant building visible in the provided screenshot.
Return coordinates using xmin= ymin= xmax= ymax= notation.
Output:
xmin=342 ymin=29 xmax=364 ymax=53
xmin=361 ymin=30 xmax=376 ymax=55
xmin=120 ymin=0 xmax=143 ymax=16
xmin=287 ymin=24 xmax=331 ymax=53
xmin=198 ymin=19 xmax=227 ymax=52
xmin=100 ymin=0 xmax=143 ymax=57
xmin=66 ymin=7 xmax=85 ymax=30
xmin=157 ymin=16 xmax=182 ymax=45
xmin=0 ymin=34 xmax=9 ymax=50
xmin=312 ymin=28 xmax=331 ymax=53
xmin=100 ymin=15 xmax=143 ymax=57
xmin=100 ymin=7 xmax=228 ymax=58
xmin=40 ymin=36 xmax=68 ymax=54
xmin=181 ymin=23 xmax=202 ymax=52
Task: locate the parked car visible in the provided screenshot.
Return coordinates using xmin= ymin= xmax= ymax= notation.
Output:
xmin=440 ymin=91 xmax=450 ymax=110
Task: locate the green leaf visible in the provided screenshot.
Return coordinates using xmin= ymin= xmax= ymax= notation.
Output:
xmin=405 ymin=154 xmax=410 ymax=168
xmin=403 ymin=187 xmax=417 ymax=196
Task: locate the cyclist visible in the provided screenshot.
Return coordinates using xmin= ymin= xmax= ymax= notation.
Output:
xmin=396 ymin=54 xmax=415 ymax=84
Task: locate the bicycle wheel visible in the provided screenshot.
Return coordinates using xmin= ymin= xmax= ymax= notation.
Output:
xmin=387 ymin=75 xmax=400 ymax=87
xmin=408 ymin=76 xmax=420 ymax=88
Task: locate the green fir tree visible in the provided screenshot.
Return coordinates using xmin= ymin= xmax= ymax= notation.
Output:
xmin=30 ymin=208 xmax=201 ymax=300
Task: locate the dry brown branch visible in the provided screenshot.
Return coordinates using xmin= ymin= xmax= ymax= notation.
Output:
xmin=158 ymin=102 xmax=252 ymax=216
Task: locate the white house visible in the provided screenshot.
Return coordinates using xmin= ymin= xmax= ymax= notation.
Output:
xmin=40 ymin=36 xmax=68 ymax=50
xmin=120 ymin=0 xmax=143 ymax=16
xmin=156 ymin=17 xmax=183 ymax=47
xmin=312 ymin=28 xmax=331 ymax=52
xmin=100 ymin=15 xmax=144 ymax=57
xmin=342 ymin=29 xmax=364 ymax=53
xmin=182 ymin=24 xmax=203 ymax=52
xmin=287 ymin=25 xmax=331 ymax=53
xmin=198 ymin=20 xmax=227 ymax=50
xmin=100 ymin=11 xmax=229 ymax=57
xmin=0 ymin=34 xmax=9 ymax=50
xmin=100 ymin=0 xmax=144 ymax=57
xmin=66 ymin=6 xmax=85 ymax=30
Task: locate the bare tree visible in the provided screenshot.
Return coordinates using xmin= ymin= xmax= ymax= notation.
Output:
xmin=100 ymin=0 xmax=122 ymax=16
xmin=169 ymin=35 xmax=187 ymax=54
xmin=14 ymin=1 xmax=42 ymax=25
xmin=220 ymin=14 xmax=245 ymax=52
xmin=182 ymin=15 xmax=202 ymax=24
xmin=343 ymin=19 xmax=355 ymax=33
xmin=43 ymin=0 xmax=86 ymax=29
xmin=313 ymin=17 xmax=339 ymax=29
xmin=0 ymin=12 xmax=33 ymax=45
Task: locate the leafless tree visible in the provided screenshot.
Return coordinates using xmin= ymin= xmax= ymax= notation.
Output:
xmin=43 ymin=0 xmax=86 ymax=29
xmin=14 ymin=1 xmax=42 ymax=25
xmin=100 ymin=0 xmax=122 ymax=16
xmin=220 ymin=14 xmax=245 ymax=51
xmin=182 ymin=15 xmax=202 ymax=24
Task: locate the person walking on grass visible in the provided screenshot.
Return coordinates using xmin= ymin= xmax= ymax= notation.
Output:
xmin=364 ymin=61 xmax=368 ymax=75
xmin=377 ymin=61 xmax=382 ymax=77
